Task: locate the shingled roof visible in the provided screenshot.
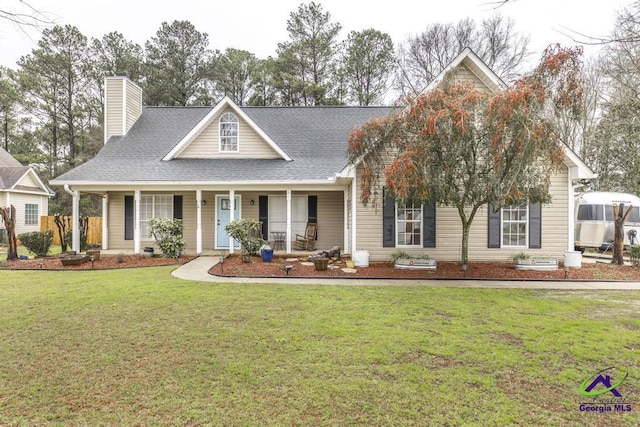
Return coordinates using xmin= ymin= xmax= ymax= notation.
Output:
xmin=0 ymin=147 xmax=29 ymax=190
xmin=52 ymin=105 xmax=393 ymax=184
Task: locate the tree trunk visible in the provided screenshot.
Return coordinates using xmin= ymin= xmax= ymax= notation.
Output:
xmin=612 ymin=203 xmax=633 ymax=265
xmin=461 ymin=222 xmax=470 ymax=266
xmin=0 ymin=206 xmax=18 ymax=260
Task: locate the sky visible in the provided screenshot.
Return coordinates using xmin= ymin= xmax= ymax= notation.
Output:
xmin=0 ymin=0 xmax=633 ymax=69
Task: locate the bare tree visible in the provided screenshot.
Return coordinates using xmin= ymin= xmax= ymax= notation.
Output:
xmin=0 ymin=1 xmax=53 ymax=28
xmin=395 ymin=14 xmax=530 ymax=97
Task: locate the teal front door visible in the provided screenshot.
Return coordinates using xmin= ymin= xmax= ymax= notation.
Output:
xmin=216 ymin=195 xmax=241 ymax=249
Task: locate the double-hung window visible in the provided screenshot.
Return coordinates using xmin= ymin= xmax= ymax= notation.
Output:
xmin=396 ymin=203 xmax=422 ymax=247
xmin=24 ymin=203 xmax=38 ymax=225
xmin=268 ymin=195 xmax=308 ymax=237
xmin=140 ymin=195 xmax=173 ymax=239
xmin=501 ymin=205 xmax=528 ymax=247
xmin=219 ymin=112 xmax=238 ymax=152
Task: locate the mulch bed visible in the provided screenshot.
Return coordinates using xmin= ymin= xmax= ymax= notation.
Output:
xmin=210 ymin=254 xmax=640 ymax=281
xmin=0 ymin=254 xmax=194 ymax=270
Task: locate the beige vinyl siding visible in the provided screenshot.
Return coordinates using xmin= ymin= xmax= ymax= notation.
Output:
xmin=446 ymin=61 xmax=495 ymax=94
xmin=107 ymin=192 xmax=131 ymax=250
xmin=9 ymin=192 xmax=45 ymax=235
xmin=105 ymin=78 xmax=124 ymax=141
xmin=354 ymin=164 xmax=570 ymax=262
xmin=125 ymin=79 xmax=142 ymax=133
xmin=17 ymin=172 xmax=37 ymax=188
xmin=0 ymin=193 xmax=6 ymax=208
xmin=179 ymin=108 xmax=281 ymax=159
xmin=315 ymin=191 xmax=344 ymax=249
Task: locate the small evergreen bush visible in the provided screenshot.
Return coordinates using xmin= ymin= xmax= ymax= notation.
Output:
xmin=18 ymin=230 xmax=53 ymax=257
xmin=225 ymin=219 xmax=263 ymax=257
xmin=149 ymin=218 xmax=185 ymax=259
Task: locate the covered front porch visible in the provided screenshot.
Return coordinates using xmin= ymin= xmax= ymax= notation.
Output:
xmin=66 ymin=185 xmax=355 ymax=256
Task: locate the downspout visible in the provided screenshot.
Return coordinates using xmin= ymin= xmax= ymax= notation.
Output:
xmin=63 ymin=184 xmax=80 ymax=253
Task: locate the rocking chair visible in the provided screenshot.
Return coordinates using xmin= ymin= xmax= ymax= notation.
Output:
xmin=294 ymin=223 xmax=318 ymax=251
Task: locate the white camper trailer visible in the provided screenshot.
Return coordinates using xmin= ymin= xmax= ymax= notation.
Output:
xmin=574 ymin=192 xmax=640 ymax=251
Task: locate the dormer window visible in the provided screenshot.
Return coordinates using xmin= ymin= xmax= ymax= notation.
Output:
xmin=219 ymin=112 xmax=238 ymax=152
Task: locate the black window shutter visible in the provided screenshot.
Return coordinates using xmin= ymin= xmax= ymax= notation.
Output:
xmin=488 ymin=203 xmax=501 ymax=248
xmin=529 ymin=202 xmax=542 ymax=249
xmin=259 ymin=196 xmax=268 ymax=239
xmin=124 ymin=195 xmax=134 ymax=241
xmin=383 ymin=188 xmax=396 ymax=248
xmin=422 ymin=202 xmax=436 ymax=248
xmin=173 ymin=195 xmax=183 ymax=219
xmin=308 ymin=195 xmax=318 ymax=223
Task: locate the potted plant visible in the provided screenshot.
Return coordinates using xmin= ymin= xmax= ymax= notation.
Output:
xmin=391 ymin=250 xmax=437 ymax=270
xmin=260 ymin=242 xmax=274 ymax=262
xmin=511 ymin=251 xmax=558 ymax=270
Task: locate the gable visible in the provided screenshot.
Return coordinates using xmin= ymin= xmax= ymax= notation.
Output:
xmin=424 ymin=47 xmax=506 ymax=95
xmin=445 ymin=60 xmax=498 ymax=94
xmin=178 ymin=108 xmax=281 ymax=159
xmin=163 ymin=97 xmax=291 ymax=161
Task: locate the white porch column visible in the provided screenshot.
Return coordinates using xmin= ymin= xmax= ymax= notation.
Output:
xmin=196 ymin=189 xmax=203 ymax=255
xmin=351 ymin=180 xmax=357 ymax=255
xmin=343 ymin=189 xmax=349 ymax=255
xmin=228 ymin=190 xmax=235 ymax=254
xmin=134 ymin=190 xmax=141 ymax=254
xmin=286 ymin=190 xmax=292 ymax=254
xmin=568 ymin=168 xmax=577 ymax=251
xmin=71 ymin=189 xmax=80 ymax=253
xmin=102 ymin=194 xmax=109 ymax=250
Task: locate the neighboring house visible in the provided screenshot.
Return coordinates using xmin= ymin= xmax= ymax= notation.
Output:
xmin=0 ymin=147 xmax=53 ymax=240
xmin=51 ymin=48 xmax=595 ymax=261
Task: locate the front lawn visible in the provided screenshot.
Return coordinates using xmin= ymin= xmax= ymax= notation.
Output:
xmin=0 ymin=267 xmax=638 ymax=425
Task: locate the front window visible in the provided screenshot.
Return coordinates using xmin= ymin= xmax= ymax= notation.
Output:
xmin=25 ymin=203 xmax=38 ymax=225
xmin=219 ymin=112 xmax=238 ymax=152
xmin=140 ymin=195 xmax=173 ymax=239
xmin=396 ymin=203 xmax=422 ymax=246
xmin=268 ymin=195 xmax=308 ymax=238
xmin=502 ymin=205 xmax=527 ymax=247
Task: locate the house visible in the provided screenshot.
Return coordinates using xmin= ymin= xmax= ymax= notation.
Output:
xmin=0 ymin=147 xmax=54 ymax=241
xmin=51 ymin=48 xmax=595 ymax=262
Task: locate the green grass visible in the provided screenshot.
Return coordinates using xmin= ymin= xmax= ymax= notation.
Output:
xmin=1 ymin=267 xmax=639 ymax=426
xmin=0 ymin=244 xmax=63 ymax=261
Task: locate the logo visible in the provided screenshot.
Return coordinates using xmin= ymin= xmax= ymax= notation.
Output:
xmin=581 ymin=367 xmax=628 ymax=397
xmin=579 ymin=367 xmax=634 ymax=413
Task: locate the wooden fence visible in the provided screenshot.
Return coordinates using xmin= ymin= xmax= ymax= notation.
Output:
xmin=40 ymin=216 xmax=102 ymax=246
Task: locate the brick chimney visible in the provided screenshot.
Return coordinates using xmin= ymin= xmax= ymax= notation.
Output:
xmin=103 ymin=75 xmax=142 ymax=144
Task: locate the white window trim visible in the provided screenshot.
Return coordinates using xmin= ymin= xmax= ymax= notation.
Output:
xmin=140 ymin=194 xmax=173 ymax=241
xmin=24 ymin=203 xmax=39 ymax=226
xmin=395 ymin=203 xmax=423 ymax=248
xmin=219 ymin=112 xmax=239 ymax=153
xmin=501 ymin=204 xmax=529 ymax=248
xmin=268 ymin=194 xmax=308 ymax=238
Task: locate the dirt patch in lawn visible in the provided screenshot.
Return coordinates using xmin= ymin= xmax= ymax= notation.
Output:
xmin=0 ymin=254 xmax=194 ymax=270
xmin=210 ymin=255 xmax=640 ymax=281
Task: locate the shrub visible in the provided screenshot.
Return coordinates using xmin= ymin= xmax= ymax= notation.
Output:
xmin=629 ymin=245 xmax=640 ymax=267
xmin=148 ymin=218 xmax=185 ymax=259
xmin=64 ymin=229 xmax=89 ymax=252
xmin=389 ymin=250 xmax=431 ymax=262
xmin=18 ymin=230 xmax=53 ymax=257
xmin=225 ymin=219 xmax=263 ymax=257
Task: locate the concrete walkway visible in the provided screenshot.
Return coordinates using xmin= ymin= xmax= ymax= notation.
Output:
xmin=171 ymin=256 xmax=640 ymax=290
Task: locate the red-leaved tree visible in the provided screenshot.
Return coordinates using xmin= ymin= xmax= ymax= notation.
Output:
xmin=348 ymin=45 xmax=584 ymax=265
